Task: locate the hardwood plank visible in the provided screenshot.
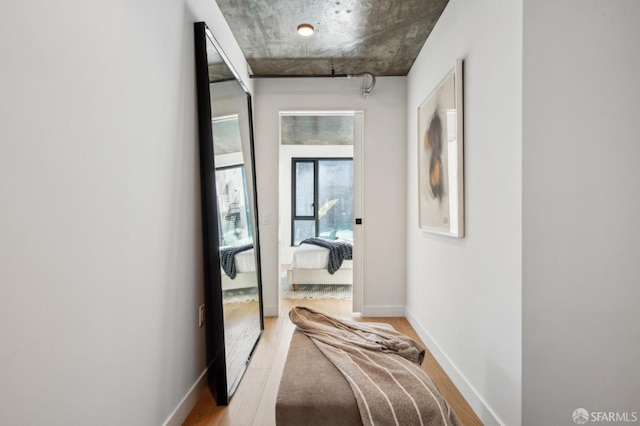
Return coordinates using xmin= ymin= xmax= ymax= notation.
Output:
xmin=432 ymin=377 xmax=484 ymax=426
xmin=183 ymin=297 xmax=482 ymax=425
xmin=250 ymin=334 xmax=291 ymax=426
xmin=182 ymin=388 xmax=222 ymax=426
xmin=223 ymin=300 xmax=261 ymax=389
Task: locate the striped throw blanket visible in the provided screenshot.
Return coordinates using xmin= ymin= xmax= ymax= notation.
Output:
xmin=289 ymin=307 xmax=460 ymax=426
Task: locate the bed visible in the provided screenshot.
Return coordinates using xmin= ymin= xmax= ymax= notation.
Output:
xmin=287 ymin=239 xmax=353 ymax=290
xmin=221 ymin=246 xmax=258 ymax=291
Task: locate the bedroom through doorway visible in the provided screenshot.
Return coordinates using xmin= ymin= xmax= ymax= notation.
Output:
xmin=278 ymin=111 xmax=363 ymax=312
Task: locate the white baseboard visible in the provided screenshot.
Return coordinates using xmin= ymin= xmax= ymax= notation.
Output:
xmin=362 ymin=305 xmax=406 ymax=317
xmin=162 ymin=369 xmax=208 ymax=426
xmin=405 ymin=307 xmax=503 ymax=426
xmin=263 ymin=304 xmax=278 ymax=317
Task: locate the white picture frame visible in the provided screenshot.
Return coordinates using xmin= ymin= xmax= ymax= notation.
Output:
xmin=417 ymin=59 xmax=464 ymax=237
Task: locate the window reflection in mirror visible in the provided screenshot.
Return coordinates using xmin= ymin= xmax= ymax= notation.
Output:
xmin=209 ymin=103 xmax=261 ymax=397
xmin=212 ymin=116 xmax=252 ymax=247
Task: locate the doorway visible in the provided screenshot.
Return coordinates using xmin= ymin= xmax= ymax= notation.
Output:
xmin=278 ymin=111 xmax=364 ymax=312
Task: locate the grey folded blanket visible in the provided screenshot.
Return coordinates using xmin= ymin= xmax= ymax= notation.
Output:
xmin=289 ymin=306 xmax=460 ymax=426
xmin=300 ymin=237 xmax=352 ymax=274
xmin=220 ymin=243 xmax=252 ymax=279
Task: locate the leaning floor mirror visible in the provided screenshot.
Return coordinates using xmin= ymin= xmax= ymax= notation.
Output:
xmin=194 ymin=21 xmax=264 ymax=405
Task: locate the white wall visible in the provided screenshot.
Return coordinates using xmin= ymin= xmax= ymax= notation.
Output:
xmin=254 ymin=78 xmax=407 ymax=317
xmin=0 ymin=0 xmax=250 ymax=424
xmin=406 ymin=0 xmax=522 ymax=424
xmin=522 ymin=1 xmax=640 ymax=424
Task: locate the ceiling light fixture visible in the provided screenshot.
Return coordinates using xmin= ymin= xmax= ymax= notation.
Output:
xmin=297 ymin=24 xmax=314 ymax=37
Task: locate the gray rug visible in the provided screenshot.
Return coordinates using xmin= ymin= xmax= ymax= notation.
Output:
xmin=223 ymin=279 xmax=353 ymax=302
xmin=280 ymin=277 xmax=352 ymax=300
xmin=223 ymin=286 xmax=259 ymax=304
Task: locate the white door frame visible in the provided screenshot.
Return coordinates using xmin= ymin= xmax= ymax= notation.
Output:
xmin=351 ymin=111 xmax=364 ymax=313
xmin=277 ymin=110 xmax=364 ymax=313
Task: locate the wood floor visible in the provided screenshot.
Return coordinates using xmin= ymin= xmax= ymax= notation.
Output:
xmin=183 ymin=298 xmax=482 ymax=425
xmin=222 ymin=300 xmax=261 ymax=393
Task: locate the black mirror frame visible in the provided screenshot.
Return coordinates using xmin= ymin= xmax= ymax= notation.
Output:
xmin=193 ymin=21 xmax=264 ymax=406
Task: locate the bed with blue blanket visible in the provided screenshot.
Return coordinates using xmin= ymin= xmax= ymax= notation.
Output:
xmin=287 ymin=238 xmax=353 ymax=290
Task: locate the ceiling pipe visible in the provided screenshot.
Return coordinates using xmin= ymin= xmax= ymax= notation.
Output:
xmin=355 ymin=72 xmax=376 ymax=99
xmin=250 ymin=72 xmax=376 ymax=99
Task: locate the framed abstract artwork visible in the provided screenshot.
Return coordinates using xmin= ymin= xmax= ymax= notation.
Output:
xmin=417 ymin=59 xmax=464 ymax=237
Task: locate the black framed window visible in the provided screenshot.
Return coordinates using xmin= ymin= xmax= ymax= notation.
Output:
xmin=291 ymin=158 xmax=353 ymax=245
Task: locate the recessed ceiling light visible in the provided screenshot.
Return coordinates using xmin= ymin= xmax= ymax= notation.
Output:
xmin=297 ymin=24 xmax=314 ymax=37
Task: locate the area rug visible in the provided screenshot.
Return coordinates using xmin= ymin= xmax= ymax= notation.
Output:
xmin=223 ymin=286 xmax=259 ymax=304
xmin=280 ymin=277 xmax=352 ymax=300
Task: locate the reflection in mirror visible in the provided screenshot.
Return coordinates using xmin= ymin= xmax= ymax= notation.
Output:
xmin=212 ymin=116 xmax=252 ymax=246
xmin=194 ymin=22 xmax=263 ymax=405
xmin=211 ymin=110 xmax=260 ymax=396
